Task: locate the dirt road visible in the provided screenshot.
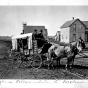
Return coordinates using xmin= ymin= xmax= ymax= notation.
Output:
xmin=0 ymin=58 xmax=88 ymax=79
xmin=0 ymin=38 xmax=88 ymax=79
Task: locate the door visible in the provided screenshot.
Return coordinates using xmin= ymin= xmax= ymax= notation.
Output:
xmin=85 ymin=33 xmax=88 ymax=42
xmin=73 ymin=34 xmax=76 ymax=41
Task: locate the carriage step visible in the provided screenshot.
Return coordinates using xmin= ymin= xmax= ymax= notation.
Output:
xmin=33 ymin=40 xmax=38 ymax=54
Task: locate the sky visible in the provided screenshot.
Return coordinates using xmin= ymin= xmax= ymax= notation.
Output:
xmin=1 ymin=5 xmax=88 ymax=36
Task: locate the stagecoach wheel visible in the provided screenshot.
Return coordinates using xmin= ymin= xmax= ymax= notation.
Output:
xmin=14 ymin=55 xmax=22 ymax=68
xmin=9 ymin=52 xmax=22 ymax=68
xmin=31 ymin=54 xmax=42 ymax=68
xmin=8 ymin=53 xmax=15 ymax=67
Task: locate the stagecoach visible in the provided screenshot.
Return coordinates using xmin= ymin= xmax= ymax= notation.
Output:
xmin=10 ymin=32 xmax=57 ymax=69
xmin=9 ymin=32 xmax=88 ymax=69
xmin=10 ymin=33 xmax=46 ymax=68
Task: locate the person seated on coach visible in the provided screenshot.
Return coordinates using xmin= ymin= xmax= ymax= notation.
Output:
xmin=32 ymin=29 xmax=38 ymax=40
xmin=38 ymin=30 xmax=45 ymax=40
xmin=37 ymin=30 xmax=45 ymax=48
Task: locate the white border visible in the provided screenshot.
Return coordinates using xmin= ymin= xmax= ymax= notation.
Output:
xmin=0 ymin=0 xmax=88 ymax=5
xmin=0 ymin=0 xmax=88 ymax=88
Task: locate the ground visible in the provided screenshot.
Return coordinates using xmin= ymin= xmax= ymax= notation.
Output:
xmin=0 ymin=38 xmax=88 ymax=79
xmin=0 ymin=57 xmax=88 ymax=79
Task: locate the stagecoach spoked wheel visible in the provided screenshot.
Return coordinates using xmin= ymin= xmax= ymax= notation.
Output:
xmin=31 ymin=54 xmax=42 ymax=68
xmin=9 ymin=52 xmax=22 ymax=68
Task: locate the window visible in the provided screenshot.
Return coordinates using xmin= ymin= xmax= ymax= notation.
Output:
xmin=79 ymin=33 xmax=82 ymax=38
xmin=66 ymin=35 xmax=67 ymax=39
xmin=73 ymin=34 xmax=76 ymax=41
xmin=73 ymin=24 xmax=76 ymax=31
xmin=85 ymin=33 xmax=88 ymax=42
xmin=59 ymin=34 xmax=60 ymax=41
xmin=79 ymin=24 xmax=82 ymax=30
xmin=62 ymin=35 xmax=63 ymax=39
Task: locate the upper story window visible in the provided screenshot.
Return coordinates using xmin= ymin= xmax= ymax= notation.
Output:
xmin=73 ymin=34 xmax=76 ymax=41
xmin=73 ymin=24 xmax=76 ymax=31
xmin=66 ymin=34 xmax=67 ymax=39
xmin=79 ymin=33 xmax=82 ymax=38
xmin=62 ymin=35 xmax=63 ymax=39
xmin=85 ymin=33 xmax=88 ymax=42
xmin=79 ymin=24 xmax=82 ymax=30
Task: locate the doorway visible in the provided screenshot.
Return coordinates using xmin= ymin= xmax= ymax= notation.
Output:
xmin=73 ymin=34 xmax=76 ymax=41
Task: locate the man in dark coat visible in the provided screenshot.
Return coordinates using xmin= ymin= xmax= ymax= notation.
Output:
xmin=32 ymin=29 xmax=38 ymax=40
xmin=38 ymin=30 xmax=45 ymax=39
xmin=37 ymin=30 xmax=46 ymax=48
xmin=79 ymin=37 xmax=85 ymax=49
xmin=32 ymin=29 xmax=38 ymax=51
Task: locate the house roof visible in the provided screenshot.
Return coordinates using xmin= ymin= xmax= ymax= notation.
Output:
xmin=23 ymin=26 xmax=45 ymax=34
xmin=60 ymin=19 xmax=77 ymax=28
xmin=60 ymin=19 xmax=86 ymax=29
xmin=82 ymin=21 xmax=88 ymax=28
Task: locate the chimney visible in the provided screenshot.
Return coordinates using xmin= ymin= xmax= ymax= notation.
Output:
xmin=72 ymin=17 xmax=74 ymax=20
xmin=23 ymin=22 xmax=27 ymax=26
xmin=23 ymin=22 xmax=27 ymax=34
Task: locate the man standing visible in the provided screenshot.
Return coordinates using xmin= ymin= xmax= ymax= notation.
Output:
xmin=32 ymin=29 xmax=38 ymax=40
xmin=78 ymin=37 xmax=85 ymax=49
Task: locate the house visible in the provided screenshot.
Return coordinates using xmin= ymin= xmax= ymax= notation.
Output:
xmin=60 ymin=17 xmax=88 ymax=44
xmin=54 ymin=31 xmax=61 ymax=41
xmin=22 ymin=23 xmax=48 ymax=40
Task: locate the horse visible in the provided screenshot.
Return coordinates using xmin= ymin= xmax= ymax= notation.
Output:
xmin=49 ymin=41 xmax=84 ymax=69
xmin=39 ymin=40 xmax=84 ymax=69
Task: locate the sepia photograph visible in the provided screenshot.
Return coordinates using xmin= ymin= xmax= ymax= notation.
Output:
xmin=0 ymin=1 xmax=88 ymax=86
xmin=0 ymin=5 xmax=88 ymax=80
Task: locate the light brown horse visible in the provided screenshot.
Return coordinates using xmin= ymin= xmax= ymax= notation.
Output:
xmin=46 ymin=41 xmax=83 ymax=69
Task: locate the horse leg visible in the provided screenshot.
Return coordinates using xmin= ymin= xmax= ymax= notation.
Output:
xmin=47 ymin=57 xmax=50 ymax=69
xmin=72 ymin=58 xmax=74 ymax=66
xmin=69 ymin=61 xmax=74 ymax=69
xmin=38 ymin=54 xmax=43 ymax=68
xmin=48 ymin=63 xmax=50 ymax=70
xmin=65 ymin=64 xmax=68 ymax=70
xmin=57 ymin=57 xmax=60 ymax=67
xmin=71 ymin=55 xmax=75 ymax=68
xmin=66 ymin=58 xmax=69 ymax=70
xmin=56 ymin=58 xmax=58 ymax=67
xmin=68 ymin=55 xmax=75 ymax=69
xmin=69 ymin=63 xmax=72 ymax=69
xmin=55 ymin=57 xmax=58 ymax=67
xmin=51 ymin=57 xmax=54 ymax=69
xmin=58 ymin=58 xmax=60 ymax=66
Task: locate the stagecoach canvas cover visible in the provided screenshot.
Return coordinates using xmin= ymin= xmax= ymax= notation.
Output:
xmin=12 ymin=33 xmax=32 ymax=50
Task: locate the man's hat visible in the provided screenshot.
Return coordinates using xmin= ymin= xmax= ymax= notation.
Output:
xmin=40 ymin=29 xmax=43 ymax=32
xmin=34 ymin=29 xmax=37 ymax=32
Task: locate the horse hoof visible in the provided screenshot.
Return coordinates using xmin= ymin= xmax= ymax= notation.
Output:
xmin=70 ymin=66 xmax=72 ymax=69
xmin=56 ymin=65 xmax=57 ymax=67
xmin=52 ymin=67 xmax=54 ymax=69
xmin=71 ymin=68 xmax=73 ymax=70
xmin=48 ymin=67 xmax=50 ymax=70
xmin=65 ymin=68 xmax=68 ymax=70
